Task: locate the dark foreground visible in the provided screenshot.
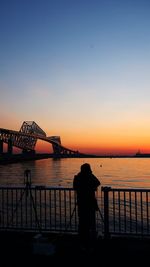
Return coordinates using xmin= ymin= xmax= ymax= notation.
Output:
xmin=1 ymin=231 xmax=150 ymax=266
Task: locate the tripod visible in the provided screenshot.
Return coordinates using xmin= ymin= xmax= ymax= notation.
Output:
xmin=97 ymin=206 xmax=104 ymax=223
xmin=8 ymin=170 xmax=42 ymax=234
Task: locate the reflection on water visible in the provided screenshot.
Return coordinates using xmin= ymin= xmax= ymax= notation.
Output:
xmin=0 ymin=158 xmax=150 ymax=188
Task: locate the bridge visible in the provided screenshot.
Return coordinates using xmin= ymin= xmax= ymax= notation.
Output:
xmin=0 ymin=121 xmax=83 ymax=157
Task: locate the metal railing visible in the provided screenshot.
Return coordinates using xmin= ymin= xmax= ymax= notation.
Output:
xmin=0 ymin=185 xmax=103 ymax=233
xmin=101 ymin=187 xmax=150 ymax=238
xmin=0 ymin=186 xmax=79 ymax=233
xmin=1 ymin=185 xmax=150 ymax=238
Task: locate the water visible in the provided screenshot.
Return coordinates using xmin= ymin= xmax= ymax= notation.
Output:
xmin=0 ymin=157 xmax=150 ymax=189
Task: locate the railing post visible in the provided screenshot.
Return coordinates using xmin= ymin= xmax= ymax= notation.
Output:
xmin=102 ymin=186 xmax=111 ymax=238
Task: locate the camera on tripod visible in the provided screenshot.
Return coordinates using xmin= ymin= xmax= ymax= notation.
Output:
xmin=24 ymin=169 xmax=32 ymax=188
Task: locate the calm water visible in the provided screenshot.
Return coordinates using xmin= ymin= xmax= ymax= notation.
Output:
xmin=0 ymin=158 xmax=150 ymax=189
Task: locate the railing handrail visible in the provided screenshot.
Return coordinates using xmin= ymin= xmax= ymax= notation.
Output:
xmin=0 ymin=185 xmax=74 ymax=190
xmin=101 ymin=186 xmax=150 ymax=192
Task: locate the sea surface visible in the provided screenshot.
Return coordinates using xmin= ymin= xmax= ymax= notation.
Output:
xmin=1 ymin=157 xmax=150 ymax=189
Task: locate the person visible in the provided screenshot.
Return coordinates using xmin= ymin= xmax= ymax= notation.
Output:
xmin=73 ymin=163 xmax=101 ymax=249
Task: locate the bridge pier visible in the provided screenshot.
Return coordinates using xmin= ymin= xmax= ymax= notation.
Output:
xmin=0 ymin=140 xmax=3 ymax=154
xmin=8 ymin=139 xmax=13 ymax=154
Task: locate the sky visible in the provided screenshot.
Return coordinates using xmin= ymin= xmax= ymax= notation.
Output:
xmin=0 ymin=0 xmax=150 ymax=155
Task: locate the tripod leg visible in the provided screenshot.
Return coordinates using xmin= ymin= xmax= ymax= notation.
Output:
xmin=68 ymin=205 xmax=76 ymax=229
xmin=8 ymin=189 xmax=25 ymax=227
xmin=98 ymin=207 xmax=104 ymax=222
xmin=29 ymin=190 xmax=42 ymax=234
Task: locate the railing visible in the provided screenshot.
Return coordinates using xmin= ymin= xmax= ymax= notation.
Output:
xmin=1 ymin=185 xmax=150 ymax=238
xmin=0 ymin=186 xmax=77 ymax=232
xmin=101 ymin=187 xmax=150 ymax=238
xmin=0 ymin=185 xmax=103 ymax=233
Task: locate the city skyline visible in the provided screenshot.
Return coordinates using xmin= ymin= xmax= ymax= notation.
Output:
xmin=1 ymin=0 xmax=150 ymax=155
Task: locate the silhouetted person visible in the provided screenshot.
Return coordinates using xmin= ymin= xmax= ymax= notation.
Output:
xmin=73 ymin=163 xmax=101 ymax=250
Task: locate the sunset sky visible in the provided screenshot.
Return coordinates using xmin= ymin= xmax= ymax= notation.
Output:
xmin=1 ymin=0 xmax=150 ymax=155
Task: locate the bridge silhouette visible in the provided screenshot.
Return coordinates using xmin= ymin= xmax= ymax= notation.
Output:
xmin=0 ymin=121 xmax=85 ymax=158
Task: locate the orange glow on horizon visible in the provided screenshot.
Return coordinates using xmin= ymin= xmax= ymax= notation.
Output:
xmin=2 ymin=122 xmax=150 ymax=156
xmin=35 ymin=140 xmax=150 ymax=156
xmin=4 ymin=140 xmax=150 ymax=156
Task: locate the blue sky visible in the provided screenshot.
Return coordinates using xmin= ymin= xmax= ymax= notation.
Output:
xmin=1 ymin=0 xmax=150 ymax=155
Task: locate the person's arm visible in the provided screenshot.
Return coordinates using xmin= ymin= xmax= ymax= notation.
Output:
xmin=92 ymin=175 xmax=101 ymax=190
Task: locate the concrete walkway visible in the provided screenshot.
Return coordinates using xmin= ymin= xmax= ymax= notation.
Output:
xmin=1 ymin=231 xmax=150 ymax=266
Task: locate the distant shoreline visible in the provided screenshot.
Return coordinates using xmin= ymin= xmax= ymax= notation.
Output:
xmin=0 ymin=152 xmax=150 ymax=165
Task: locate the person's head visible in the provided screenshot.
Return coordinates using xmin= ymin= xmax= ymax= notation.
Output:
xmin=80 ymin=163 xmax=92 ymax=174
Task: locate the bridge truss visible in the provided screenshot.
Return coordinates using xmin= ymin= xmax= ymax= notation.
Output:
xmin=0 ymin=121 xmax=81 ymax=157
